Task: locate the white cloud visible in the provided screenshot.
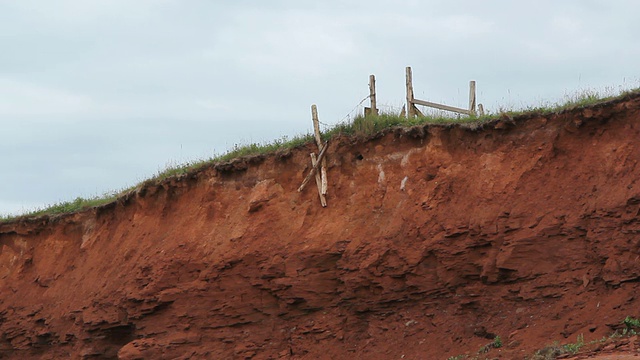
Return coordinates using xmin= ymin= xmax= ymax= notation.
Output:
xmin=0 ymin=79 xmax=93 ymax=117
xmin=436 ymin=14 xmax=495 ymax=39
xmin=195 ymin=98 xmax=232 ymax=113
xmin=7 ymin=0 xmax=177 ymax=25
xmin=207 ymin=9 xmax=359 ymax=77
xmin=551 ymin=15 xmax=583 ymax=35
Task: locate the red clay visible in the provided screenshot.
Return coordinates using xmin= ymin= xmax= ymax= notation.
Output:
xmin=2 ymin=94 xmax=640 ymax=359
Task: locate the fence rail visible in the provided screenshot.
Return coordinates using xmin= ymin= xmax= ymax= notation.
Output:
xmin=403 ymin=66 xmax=483 ymax=118
xmin=304 ymin=66 xmax=485 ymax=207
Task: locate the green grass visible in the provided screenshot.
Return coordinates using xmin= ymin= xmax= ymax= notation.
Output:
xmin=622 ymin=315 xmax=640 ymax=335
xmin=1 ymin=86 xmax=639 ymax=223
xmin=562 ymin=333 xmax=584 ymax=354
xmin=447 ymin=356 xmax=467 ymax=360
xmin=6 ymin=196 xmax=119 ymax=219
xmin=503 ymin=86 xmax=639 ymax=115
xmin=528 ymin=317 xmax=640 ymax=359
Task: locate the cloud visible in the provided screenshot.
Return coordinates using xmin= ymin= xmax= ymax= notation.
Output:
xmin=206 ymin=8 xmax=359 ymax=77
xmin=194 ymin=98 xmax=232 ymax=113
xmin=0 ymin=79 xmax=93 ymax=117
xmin=402 ymin=13 xmax=495 ymax=41
xmin=5 ymin=0 xmax=177 ymax=25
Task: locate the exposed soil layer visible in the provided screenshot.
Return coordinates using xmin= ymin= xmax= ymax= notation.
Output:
xmin=2 ymin=94 xmax=640 ymax=359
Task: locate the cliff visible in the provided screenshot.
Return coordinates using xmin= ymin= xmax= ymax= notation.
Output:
xmin=2 ymin=93 xmax=640 ymax=359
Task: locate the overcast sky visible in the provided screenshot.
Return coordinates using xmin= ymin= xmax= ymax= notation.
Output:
xmin=1 ymin=0 xmax=639 ymax=216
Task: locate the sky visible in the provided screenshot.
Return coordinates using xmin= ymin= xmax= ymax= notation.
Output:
xmin=1 ymin=0 xmax=639 ymax=216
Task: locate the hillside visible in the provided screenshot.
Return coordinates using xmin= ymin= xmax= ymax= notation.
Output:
xmin=2 ymin=92 xmax=640 ymax=359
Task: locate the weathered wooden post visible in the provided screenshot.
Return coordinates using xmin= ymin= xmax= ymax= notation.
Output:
xmin=406 ymin=66 xmax=416 ymax=118
xmin=311 ymin=105 xmax=328 ymax=197
xmin=403 ymin=67 xmax=482 ymax=117
xmin=368 ymin=74 xmax=378 ymax=116
xmin=312 ymin=104 xmax=321 ymax=140
xmin=298 ymin=141 xmax=328 ymax=193
xmin=310 ymin=153 xmax=327 ymax=207
xmin=469 ymin=80 xmax=477 ymax=116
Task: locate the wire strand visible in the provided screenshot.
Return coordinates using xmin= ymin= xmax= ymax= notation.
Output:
xmin=316 ymin=94 xmax=372 ymax=127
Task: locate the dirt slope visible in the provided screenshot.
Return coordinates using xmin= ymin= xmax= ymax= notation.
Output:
xmin=2 ymin=94 xmax=640 ymax=359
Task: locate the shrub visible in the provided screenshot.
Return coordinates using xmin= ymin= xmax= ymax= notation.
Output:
xmin=622 ymin=316 xmax=640 ymax=335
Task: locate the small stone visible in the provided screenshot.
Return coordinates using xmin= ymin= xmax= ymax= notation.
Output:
xmin=405 ymin=320 xmax=417 ymax=327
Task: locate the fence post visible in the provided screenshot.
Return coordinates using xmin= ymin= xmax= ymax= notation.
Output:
xmin=311 ymin=105 xmax=328 ymax=196
xmin=297 ymin=141 xmax=328 ymax=193
xmin=312 ymin=105 xmax=321 ymax=145
xmin=310 ymin=153 xmax=327 ymax=207
xmin=406 ymin=66 xmax=416 ymax=118
xmin=369 ymin=74 xmax=378 ymax=116
xmin=469 ymin=81 xmax=477 ymax=116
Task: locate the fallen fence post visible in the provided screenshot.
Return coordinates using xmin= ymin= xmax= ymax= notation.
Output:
xmin=311 ymin=153 xmax=327 ymax=207
xmin=298 ymin=141 xmax=329 ymax=192
xmin=311 ymin=105 xmax=328 ymax=195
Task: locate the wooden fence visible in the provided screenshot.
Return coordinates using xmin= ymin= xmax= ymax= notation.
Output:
xmin=405 ymin=66 xmax=484 ymax=118
xmin=300 ymin=67 xmax=485 ymax=207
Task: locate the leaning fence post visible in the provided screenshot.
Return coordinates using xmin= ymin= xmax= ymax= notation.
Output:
xmin=298 ymin=140 xmax=328 ymax=193
xmin=310 ymin=153 xmax=327 ymax=207
xmin=469 ymin=81 xmax=477 ymax=116
xmin=406 ymin=66 xmax=416 ymax=118
xmin=311 ymin=105 xmax=328 ymax=196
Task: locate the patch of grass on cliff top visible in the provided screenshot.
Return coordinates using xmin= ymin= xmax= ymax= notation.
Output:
xmin=3 ymin=195 xmax=121 ymax=221
xmin=1 ymin=87 xmax=639 ymax=223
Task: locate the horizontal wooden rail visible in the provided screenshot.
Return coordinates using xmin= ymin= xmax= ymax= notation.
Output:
xmin=412 ymin=99 xmax=472 ymax=116
xmin=405 ymin=66 xmax=480 ymax=118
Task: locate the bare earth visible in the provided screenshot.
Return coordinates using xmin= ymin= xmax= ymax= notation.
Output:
xmin=1 ymin=93 xmax=640 ymax=359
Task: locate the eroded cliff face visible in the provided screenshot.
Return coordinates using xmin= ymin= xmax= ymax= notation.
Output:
xmin=2 ymin=94 xmax=640 ymax=359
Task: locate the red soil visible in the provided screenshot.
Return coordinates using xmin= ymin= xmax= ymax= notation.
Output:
xmin=2 ymin=94 xmax=640 ymax=359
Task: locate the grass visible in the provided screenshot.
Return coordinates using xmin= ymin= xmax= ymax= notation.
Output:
xmin=6 ymin=196 xmax=121 ymax=220
xmin=446 ymin=317 xmax=640 ymax=360
xmin=445 ymin=335 xmax=503 ymax=359
xmin=528 ymin=316 xmax=640 ymax=359
xmin=527 ymin=335 xmax=586 ymax=360
xmin=622 ymin=315 xmax=640 ymax=335
xmin=562 ymin=333 xmax=585 ymax=354
xmin=1 ymin=86 xmax=639 ymax=223
xmin=0 ymin=134 xmax=316 ymax=223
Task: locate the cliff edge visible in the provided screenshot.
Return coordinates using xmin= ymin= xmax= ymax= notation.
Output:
xmin=2 ymin=93 xmax=640 ymax=359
